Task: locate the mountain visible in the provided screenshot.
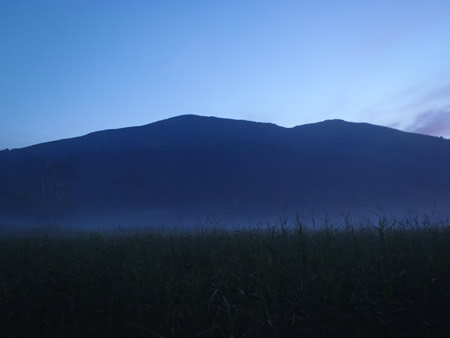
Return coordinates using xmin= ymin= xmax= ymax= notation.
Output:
xmin=1 ymin=115 xmax=450 ymax=227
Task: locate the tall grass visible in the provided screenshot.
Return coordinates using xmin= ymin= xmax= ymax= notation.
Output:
xmin=1 ymin=216 xmax=450 ymax=337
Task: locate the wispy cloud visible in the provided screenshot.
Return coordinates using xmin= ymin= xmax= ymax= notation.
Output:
xmin=420 ymin=84 xmax=450 ymax=103
xmin=406 ymin=109 xmax=450 ymax=138
xmin=404 ymin=83 xmax=450 ymax=138
xmin=403 ymin=84 xmax=450 ymax=112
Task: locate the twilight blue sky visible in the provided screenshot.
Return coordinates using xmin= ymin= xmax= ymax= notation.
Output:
xmin=1 ymin=0 xmax=450 ymax=149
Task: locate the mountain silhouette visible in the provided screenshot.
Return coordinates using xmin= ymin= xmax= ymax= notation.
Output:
xmin=1 ymin=115 xmax=449 ymax=227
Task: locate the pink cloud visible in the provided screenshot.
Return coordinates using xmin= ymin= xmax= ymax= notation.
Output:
xmin=406 ymin=109 xmax=450 ymax=138
xmin=404 ymin=84 xmax=450 ymax=112
xmin=421 ymin=84 xmax=450 ymax=103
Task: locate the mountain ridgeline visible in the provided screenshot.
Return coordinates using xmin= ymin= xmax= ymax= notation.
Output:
xmin=1 ymin=115 xmax=450 ymax=227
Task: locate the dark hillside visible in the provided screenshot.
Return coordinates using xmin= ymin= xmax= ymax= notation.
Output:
xmin=1 ymin=115 xmax=449 ymax=226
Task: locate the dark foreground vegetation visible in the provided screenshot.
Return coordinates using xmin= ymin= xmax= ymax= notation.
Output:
xmin=1 ymin=216 xmax=450 ymax=337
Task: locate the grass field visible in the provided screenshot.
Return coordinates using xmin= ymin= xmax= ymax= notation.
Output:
xmin=1 ymin=215 xmax=450 ymax=337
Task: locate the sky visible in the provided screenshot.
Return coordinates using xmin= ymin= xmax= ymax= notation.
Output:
xmin=1 ymin=0 xmax=450 ymax=149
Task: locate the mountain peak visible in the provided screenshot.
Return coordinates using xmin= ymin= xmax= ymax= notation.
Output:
xmin=1 ymin=114 xmax=450 ymax=223
xmin=322 ymin=118 xmax=348 ymax=123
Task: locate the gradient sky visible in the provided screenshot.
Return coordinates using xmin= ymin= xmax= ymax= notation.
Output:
xmin=1 ymin=0 xmax=450 ymax=149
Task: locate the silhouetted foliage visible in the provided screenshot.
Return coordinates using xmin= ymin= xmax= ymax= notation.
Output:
xmin=1 ymin=217 xmax=450 ymax=337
